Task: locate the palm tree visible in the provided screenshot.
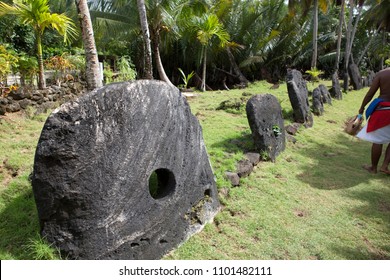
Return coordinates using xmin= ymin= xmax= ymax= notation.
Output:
xmin=136 ymin=0 xmax=153 ymax=79
xmin=334 ymin=0 xmax=345 ymax=72
xmin=288 ymin=0 xmax=332 ymax=69
xmin=89 ymin=0 xmax=180 ymax=87
xmin=0 ymin=0 xmax=77 ymax=89
xmin=363 ymin=0 xmax=390 ymax=69
xmin=189 ymin=13 xmax=230 ymax=91
xmin=75 ymin=0 xmax=102 ymax=90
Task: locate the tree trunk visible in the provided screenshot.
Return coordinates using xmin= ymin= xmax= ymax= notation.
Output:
xmin=357 ymin=26 xmax=380 ymax=66
xmin=334 ymin=0 xmax=345 ymax=71
xmin=201 ymin=46 xmax=207 ymax=92
xmin=226 ymin=46 xmax=248 ymax=87
xmin=36 ymin=32 xmax=46 ymax=89
xmin=136 ymin=0 xmax=153 ymax=79
xmin=348 ymin=4 xmax=363 ymax=65
xmin=380 ymin=31 xmax=386 ymax=69
xmin=75 ymin=0 xmax=103 ymax=90
xmin=343 ymin=0 xmax=354 ymax=92
xmin=311 ymin=0 xmax=319 ymax=69
xmin=152 ymin=28 xmax=175 ymax=88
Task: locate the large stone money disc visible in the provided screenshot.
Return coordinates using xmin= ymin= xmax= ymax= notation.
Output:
xmin=32 ymin=80 xmax=219 ymax=259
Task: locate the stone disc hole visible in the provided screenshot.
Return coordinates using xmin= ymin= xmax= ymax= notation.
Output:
xmin=148 ymin=168 xmax=176 ymax=199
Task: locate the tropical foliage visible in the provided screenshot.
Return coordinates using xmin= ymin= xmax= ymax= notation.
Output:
xmin=0 ymin=0 xmax=388 ymax=89
xmin=0 ymin=0 xmax=77 ymax=89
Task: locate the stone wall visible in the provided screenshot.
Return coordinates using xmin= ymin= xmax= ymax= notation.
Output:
xmin=0 ymin=81 xmax=88 ymax=115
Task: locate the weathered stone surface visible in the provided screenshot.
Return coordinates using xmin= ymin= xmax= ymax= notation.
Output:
xmin=312 ymin=87 xmax=324 ymax=116
xmin=8 ymin=87 xmax=32 ymax=100
xmin=367 ymin=70 xmax=376 ymax=86
xmin=6 ymin=102 xmax=21 ymax=113
xmin=245 ymin=152 xmax=260 ymax=166
xmin=348 ymin=63 xmax=362 ymax=90
xmin=236 ymin=159 xmax=253 ymax=178
xmin=0 ymin=97 xmax=8 ymax=105
xmin=362 ymin=76 xmax=369 ymax=87
xmin=285 ymin=123 xmax=302 ymax=135
xmin=286 ymin=69 xmax=313 ymax=127
xmin=19 ymin=99 xmax=31 ymax=109
xmin=330 ymin=72 xmax=342 ymax=100
xmin=32 ymin=80 xmax=219 ymax=260
xmin=224 ymin=171 xmax=240 ymax=186
xmin=286 ymin=134 xmax=297 ymax=144
xmin=246 ymin=94 xmax=286 ymax=162
xmin=318 ymin=84 xmax=332 ymax=105
xmin=0 ymin=105 xmax=6 ymax=115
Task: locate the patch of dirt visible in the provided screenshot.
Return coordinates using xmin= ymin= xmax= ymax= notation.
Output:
xmin=293 ymin=209 xmax=309 ymax=218
xmin=0 ymin=158 xmax=18 ymax=190
xmin=378 ymin=200 xmax=390 ymax=213
xmin=275 ymin=173 xmax=287 ymax=181
xmin=363 ymin=237 xmax=389 ymax=260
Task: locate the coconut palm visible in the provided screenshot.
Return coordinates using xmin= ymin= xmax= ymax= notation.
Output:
xmin=363 ymin=0 xmax=390 ymax=69
xmin=136 ymin=0 xmax=153 ymax=79
xmin=75 ymin=0 xmax=102 ymax=90
xmin=0 ymin=0 xmax=77 ymax=89
xmin=288 ymin=0 xmax=333 ymax=69
xmin=89 ymin=0 xmax=184 ymax=87
xmin=189 ymin=13 xmax=230 ymax=91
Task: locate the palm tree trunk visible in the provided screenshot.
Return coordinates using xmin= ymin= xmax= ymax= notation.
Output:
xmin=152 ymin=28 xmax=175 ymax=87
xmin=201 ymin=46 xmax=207 ymax=92
xmin=343 ymin=0 xmax=354 ymax=91
xmin=334 ymin=0 xmax=345 ymax=71
xmin=36 ymin=32 xmax=46 ymax=90
xmin=311 ymin=0 xmax=319 ymax=69
xmin=380 ymin=31 xmax=386 ymax=69
xmin=137 ymin=0 xmax=153 ymax=79
xmin=348 ymin=4 xmax=363 ymax=65
xmin=357 ymin=26 xmax=380 ymax=66
xmin=75 ymin=0 xmax=103 ymax=90
xmin=226 ymin=46 xmax=248 ymax=86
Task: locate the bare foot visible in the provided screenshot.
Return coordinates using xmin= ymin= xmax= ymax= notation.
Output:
xmin=380 ymin=169 xmax=390 ymax=175
xmin=362 ymin=164 xmax=377 ymax=174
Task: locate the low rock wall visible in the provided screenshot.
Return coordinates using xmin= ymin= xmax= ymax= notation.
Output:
xmin=0 ymin=81 xmax=88 ymax=115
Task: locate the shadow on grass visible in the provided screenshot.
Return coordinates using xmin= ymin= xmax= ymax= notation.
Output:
xmin=295 ymin=132 xmax=390 ymax=190
xmin=331 ymin=187 xmax=390 ymax=260
xmin=0 ymin=188 xmax=41 ymax=259
xmin=296 ymin=131 xmax=390 ymax=259
xmin=210 ymin=131 xmax=255 ymax=155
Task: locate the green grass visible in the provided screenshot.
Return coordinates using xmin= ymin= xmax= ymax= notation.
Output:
xmin=0 ymin=110 xmax=53 ymax=259
xmin=1 ymin=80 xmax=389 ymax=259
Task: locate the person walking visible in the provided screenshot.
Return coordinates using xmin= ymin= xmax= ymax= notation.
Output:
xmin=357 ymin=68 xmax=390 ymax=174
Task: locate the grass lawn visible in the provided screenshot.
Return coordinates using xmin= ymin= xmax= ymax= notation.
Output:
xmin=1 ymin=80 xmax=389 ymax=259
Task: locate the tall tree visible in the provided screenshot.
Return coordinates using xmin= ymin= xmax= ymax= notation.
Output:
xmin=334 ymin=0 xmax=345 ymax=72
xmin=75 ymin=0 xmax=102 ymax=90
xmin=190 ymin=13 xmax=230 ymax=91
xmin=136 ymin=0 xmax=153 ymax=79
xmin=364 ymin=0 xmax=390 ymax=69
xmin=343 ymin=0 xmax=365 ymax=91
xmin=0 ymin=0 xmax=77 ymax=89
xmin=312 ymin=0 xmax=319 ymax=68
xmin=289 ymin=0 xmax=332 ymax=69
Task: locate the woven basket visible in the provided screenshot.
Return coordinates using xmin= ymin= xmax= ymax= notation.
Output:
xmin=344 ymin=115 xmax=363 ymax=136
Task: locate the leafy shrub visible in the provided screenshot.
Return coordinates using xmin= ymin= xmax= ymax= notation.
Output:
xmin=305 ymin=67 xmax=324 ymax=82
xmin=45 ymin=53 xmax=75 ymax=85
xmin=116 ymin=56 xmax=137 ymax=82
xmin=18 ymin=54 xmax=38 ymax=85
xmin=0 ymin=44 xmax=18 ymax=85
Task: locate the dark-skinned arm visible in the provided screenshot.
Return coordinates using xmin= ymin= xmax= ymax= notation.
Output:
xmin=358 ymin=75 xmax=380 ymax=115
